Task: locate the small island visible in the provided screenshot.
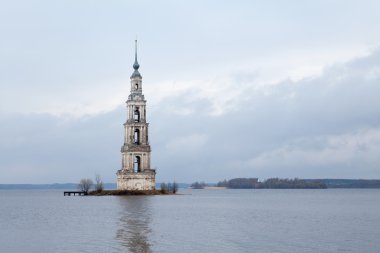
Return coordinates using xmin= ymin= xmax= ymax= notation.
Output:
xmin=87 ymin=189 xmax=174 ymax=196
xmin=68 ymin=178 xmax=179 ymax=196
xmin=191 ymin=178 xmax=328 ymax=189
xmin=180 ymin=178 xmax=380 ymax=190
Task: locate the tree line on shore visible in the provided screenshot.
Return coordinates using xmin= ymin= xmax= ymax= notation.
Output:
xmin=191 ymin=178 xmax=328 ymax=189
xmin=256 ymin=178 xmax=327 ymax=189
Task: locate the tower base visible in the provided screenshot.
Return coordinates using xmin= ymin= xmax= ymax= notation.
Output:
xmin=116 ymin=169 xmax=156 ymax=191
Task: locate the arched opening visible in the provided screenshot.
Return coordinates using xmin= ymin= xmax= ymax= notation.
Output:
xmin=134 ymin=108 xmax=140 ymax=122
xmin=135 ymin=83 xmax=138 ymax=90
xmin=133 ymin=156 xmax=141 ymax=172
xmin=134 ymin=129 xmax=140 ymax=144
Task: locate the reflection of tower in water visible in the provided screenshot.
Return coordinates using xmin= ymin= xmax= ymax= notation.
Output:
xmin=116 ymin=196 xmax=152 ymax=253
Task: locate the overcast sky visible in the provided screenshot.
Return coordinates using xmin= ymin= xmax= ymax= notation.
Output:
xmin=1 ymin=0 xmax=380 ymax=183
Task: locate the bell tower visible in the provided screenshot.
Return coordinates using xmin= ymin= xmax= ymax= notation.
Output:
xmin=116 ymin=40 xmax=156 ymax=191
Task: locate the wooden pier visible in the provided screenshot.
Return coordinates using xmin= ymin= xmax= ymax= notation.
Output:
xmin=64 ymin=191 xmax=87 ymax=196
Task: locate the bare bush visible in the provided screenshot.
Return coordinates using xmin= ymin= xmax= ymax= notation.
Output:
xmin=160 ymin=182 xmax=178 ymax=194
xmin=78 ymin=178 xmax=93 ymax=193
xmin=95 ymin=174 xmax=104 ymax=192
xmin=172 ymin=182 xmax=178 ymax=193
xmin=160 ymin=183 xmax=168 ymax=193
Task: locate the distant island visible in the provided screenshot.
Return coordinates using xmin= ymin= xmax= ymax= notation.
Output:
xmin=216 ymin=178 xmax=327 ymax=189
xmin=191 ymin=178 xmax=380 ymax=189
xmin=191 ymin=178 xmax=326 ymax=189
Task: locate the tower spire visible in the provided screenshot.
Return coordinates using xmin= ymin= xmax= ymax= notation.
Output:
xmin=134 ymin=39 xmax=139 ymax=69
xmin=131 ymin=40 xmax=141 ymax=78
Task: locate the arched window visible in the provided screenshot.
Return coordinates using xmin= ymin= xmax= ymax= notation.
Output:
xmin=134 ymin=108 xmax=140 ymax=122
xmin=133 ymin=156 xmax=141 ymax=172
xmin=135 ymin=83 xmax=138 ymax=90
xmin=134 ymin=129 xmax=140 ymax=144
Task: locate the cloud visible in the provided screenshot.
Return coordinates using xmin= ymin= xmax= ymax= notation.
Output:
xmin=0 ymin=39 xmax=371 ymax=119
xmin=246 ymin=128 xmax=380 ymax=171
xmin=0 ymin=79 xmax=127 ymax=119
xmin=1 ymin=48 xmax=380 ymax=183
xmin=165 ymin=134 xmax=208 ymax=154
xmin=0 ymin=110 xmax=124 ymax=183
xmin=145 ymin=45 xmax=372 ymax=118
xmin=152 ymin=49 xmax=380 ymax=181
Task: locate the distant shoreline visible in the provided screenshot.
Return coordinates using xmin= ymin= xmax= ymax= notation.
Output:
xmin=2 ymin=179 xmax=380 ymax=190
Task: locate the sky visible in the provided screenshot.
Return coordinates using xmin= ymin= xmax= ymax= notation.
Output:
xmin=1 ymin=0 xmax=380 ymax=183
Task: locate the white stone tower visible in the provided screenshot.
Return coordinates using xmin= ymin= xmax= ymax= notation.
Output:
xmin=116 ymin=41 xmax=156 ymax=191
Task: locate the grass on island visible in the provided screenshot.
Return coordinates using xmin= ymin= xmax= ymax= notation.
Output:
xmin=87 ymin=189 xmax=175 ymax=196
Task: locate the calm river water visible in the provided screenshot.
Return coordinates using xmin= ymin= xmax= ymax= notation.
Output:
xmin=0 ymin=189 xmax=379 ymax=252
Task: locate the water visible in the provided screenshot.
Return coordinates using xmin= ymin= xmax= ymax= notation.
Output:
xmin=1 ymin=189 xmax=379 ymax=252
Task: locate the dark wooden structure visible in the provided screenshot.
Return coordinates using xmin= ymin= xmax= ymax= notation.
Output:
xmin=64 ymin=191 xmax=87 ymax=196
